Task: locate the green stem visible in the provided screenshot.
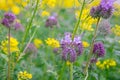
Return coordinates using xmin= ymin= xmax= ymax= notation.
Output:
xmin=84 ymin=18 xmax=100 ymax=80
xmin=69 ymin=0 xmax=86 ymax=80
xmin=72 ymin=0 xmax=86 ymax=39
xmin=7 ymin=28 xmax=11 ymax=80
xmin=21 ymin=0 xmax=39 ymax=50
xmin=70 ymin=63 xmax=73 ymax=80
xmin=18 ymin=27 xmax=38 ymax=61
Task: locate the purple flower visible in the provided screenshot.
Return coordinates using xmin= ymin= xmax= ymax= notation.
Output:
xmin=90 ymin=0 xmax=115 ymax=19
xmin=90 ymin=58 xmax=98 ymax=63
xmin=1 ymin=12 xmax=16 ymax=28
xmin=98 ymin=19 xmax=111 ymax=35
xmin=14 ymin=22 xmax=24 ymax=31
xmin=45 ymin=16 xmax=57 ymax=27
xmin=93 ymin=42 xmax=105 ymax=57
xmin=25 ymin=43 xmax=38 ymax=54
xmin=61 ymin=33 xmax=83 ymax=62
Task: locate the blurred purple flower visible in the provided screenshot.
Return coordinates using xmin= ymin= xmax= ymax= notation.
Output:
xmin=93 ymin=42 xmax=105 ymax=57
xmin=61 ymin=32 xmax=83 ymax=62
xmin=45 ymin=16 xmax=57 ymax=27
xmin=14 ymin=22 xmax=24 ymax=31
xmin=25 ymin=43 xmax=38 ymax=54
xmin=90 ymin=0 xmax=115 ymax=19
xmin=98 ymin=19 xmax=111 ymax=35
xmin=1 ymin=12 xmax=16 ymax=28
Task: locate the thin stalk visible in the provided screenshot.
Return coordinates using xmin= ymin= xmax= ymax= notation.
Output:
xmin=72 ymin=0 xmax=86 ymax=39
xmin=84 ymin=18 xmax=100 ymax=80
xmin=69 ymin=0 xmax=86 ymax=80
xmin=7 ymin=28 xmax=11 ymax=80
xmin=18 ymin=27 xmax=38 ymax=61
xmin=70 ymin=63 xmax=73 ymax=80
xmin=21 ymin=0 xmax=39 ymax=50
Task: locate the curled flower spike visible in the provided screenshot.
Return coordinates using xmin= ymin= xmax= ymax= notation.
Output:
xmin=90 ymin=0 xmax=115 ymax=19
xmin=93 ymin=42 xmax=105 ymax=57
xmin=1 ymin=12 xmax=16 ymax=28
xmin=61 ymin=32 xmax=83 ymax=62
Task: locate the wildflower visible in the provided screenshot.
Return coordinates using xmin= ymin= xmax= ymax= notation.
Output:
xmin=90 ymin=0 xmax=115 ymax=19
xmin=41 ymin=0 xmax=56 ymax=8
xmin=33 ymin=38 xmax=42 ymax=48
xmin=0 ymin=0 xmax=28 ymax=14
xmin=98 ymin=19 xmax=111 ymax=35
xmin=14 ymin=21 xmax=24 ymax=31
xmin=66 ymin=60 xmax=71 ymax=66
xmin=114 ymin=3 xmax=120 ymax=16
xmin=82 ymin=41 xmax=90 ymax=48
xmin=75 ymin=9 xmax=96 ymax=31
xmin=45 ymin=38 xmax=60 ymax=48
xmin=93 ymin=42 xmax=105 ymax=57
xmin=11 ymin=5 xmax=20 ymax=15
xmin=45 ymin=16 xmax=57 ymax=27
xmin=58 ymin=0 xmax=80 ymax=8
xmin=41 ymin=11 xmax=50 ymax=17
xmin=112 ymin=25 xmax=120 ymax=36
xmin=25 ymin=43 xmax=38 ymax=54
xmin=1 ymin=12 xmax=16 ymax=28
xmin=61 ymin=33 xmax=83 ymax=62
xmin=96 ymin=59 xmax=116 ymax=69
xmin=1 ymin=37 xmax=19 ymax=54
xmin=17 ymin=71 xmax=32 ymax=80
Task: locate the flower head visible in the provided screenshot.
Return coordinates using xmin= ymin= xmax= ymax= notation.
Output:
xmin=93 ymin=42 xmax=105 ymax=57
xmin=98 ymin=19 xmax=111 ymax=35
xmin=34 ymin=38 xmax=43 ymax=48
xmin=1 ymin=12 xmax=16 ymax=28
xmin=96 ymin=59 xmax=116 ymax=69
xmin=90 ymin=0 xmax=115 ymax=19
xmin=17 ymin=71 xmax=32 ymax=80
xmin=1 ymin=37 xmax=19 ymax=54
xmin=61 ymin=33 xmax=83 ymax=62
xmin=45 ymin=38 xmax=60 ymax=48
xmin=45 ymin=16 xmax=57 ymax=27
xmin=112 ymin=25 xmax=120 ymax=36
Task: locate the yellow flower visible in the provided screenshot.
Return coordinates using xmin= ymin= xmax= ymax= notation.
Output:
xmin=41 ymin=0 xmax=56 ymax=8
xmin=41 ymin=11 xmax=50 ymax=17
xmin=66 ymin=60 xmax=71 ymax=66
xmin=60 ymin=0 xmax=80 ymax=8
xmin=114 ymin=3 xmax=120 ymax=16
xmin=75 ymin=9 xmax=96 ymax=31
xmin=96 ymin=61 xmax=101 ymax=66
xmin=45 ymin=38 xmax=60 ymax=48
xmin=82 ymin=41 xmax=89 ymax=48
xmin=0 ymin=0 xmax=9 ymax=11
xmin=1 ymin=37 xmax=19 ymax=54
xmin=88 ymin=0 xmax=100 ymax=8
xmin=0 ymin=0 xmax=28 ymax=14
xmin=11 ymin=5 xmax=20 ymax=15
xmin=18 ymin=71 xmax=32 ymax=80
xmin=112 ymin=25 xmax=120 ymax=36
xmin=96 ymin=59 xmax=117 ymax=70
xmin=22 ymin=1 xmax=28 ymax=7
xmin=33 ymin=38 xmax=42 ymax=48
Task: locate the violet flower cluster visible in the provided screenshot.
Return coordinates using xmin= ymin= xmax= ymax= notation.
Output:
xmin=90 ymin=0 xmax=115 ymax=19
xmin=1 ymin=12 xmax=16 ymax=28
xmin=93 ymin=42 xmax=105 ymax=57
xmin=1 ymin=12 xmax=24 ymax=31
xmin=45 ymin=16 xmax=57 ymax=27
xmin=61 ymin=33 xmax=83 ymax=62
